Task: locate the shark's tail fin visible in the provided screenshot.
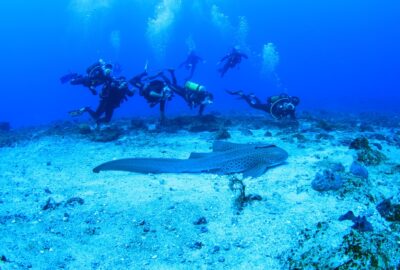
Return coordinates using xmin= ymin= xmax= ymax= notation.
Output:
xmin=93 ymin=158 xmax=190 ymax=174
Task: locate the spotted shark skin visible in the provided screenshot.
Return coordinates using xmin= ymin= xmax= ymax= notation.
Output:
xmin=93 ymin=141 xmax=288 ymax=178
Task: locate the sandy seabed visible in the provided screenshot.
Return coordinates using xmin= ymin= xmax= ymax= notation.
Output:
xmin=1 ymin=113 xmax=400 ymax=269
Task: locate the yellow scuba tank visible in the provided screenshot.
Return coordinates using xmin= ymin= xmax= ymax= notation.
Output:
xmin=185 ymin=81 xmax=205 ymax=92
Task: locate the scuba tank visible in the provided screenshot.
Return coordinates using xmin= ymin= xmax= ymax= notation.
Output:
xmin=270 ymin=97 xmax=292 ymax=119
xmin=185 ymin=81 xmax=205 ymax=92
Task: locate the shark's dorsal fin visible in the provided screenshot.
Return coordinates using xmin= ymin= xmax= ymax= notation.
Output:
xmin=212 ymin=141 xmax=275 ymax=152
xmin=255 ymin=145 xmax=276 ymax=149
xmin=212 ymin=141 xmax=244 ymax=152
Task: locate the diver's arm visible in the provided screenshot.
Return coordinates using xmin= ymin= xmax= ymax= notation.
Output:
xmin=167 ymin=69 xmax=177 ymax=85
xmin=178 ymin=60 xmax=187 ymax=69
xmin=171 ymin=85 xmax=185 ymax=98
xmin=149 ymin=91 xmax=163 ymax=98
xmin=219 ymin=54 xmax=230 ymax=63
xmin=147 ymin=70 xmax=170 ymax=81
xmin=129 ymin=71 xmax=147 ymax=87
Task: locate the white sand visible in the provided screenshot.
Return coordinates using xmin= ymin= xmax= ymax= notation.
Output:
xmin=0 ymin=119 xmax=399 ymax=269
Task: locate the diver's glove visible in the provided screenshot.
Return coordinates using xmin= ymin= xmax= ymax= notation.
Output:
xmin=89 ymin=86 xmax=97 ymax=95
xmin=162 ymin=86 xmax=173 ymax=100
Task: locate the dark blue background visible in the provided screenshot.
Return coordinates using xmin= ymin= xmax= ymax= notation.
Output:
xmin=1 ymin=0 xmax=399 ymax=127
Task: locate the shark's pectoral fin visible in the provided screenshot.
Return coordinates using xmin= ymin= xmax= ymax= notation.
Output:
xmin=189 ymin=152 xmax=213 ymax=159
xmin=243 ymin=164 xmax=268 ymax=178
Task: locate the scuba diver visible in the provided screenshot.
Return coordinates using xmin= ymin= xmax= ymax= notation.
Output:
xmin=129 ymin=69 xmax=175 ymax=122
xmin=178 ymin=50 xmax=204 ymax=81
xmin=172 ymin=79 xmax=214 ymax=116
xmin=226 ymin=90 xmax=300 ymax=120
xmin=69 ymin=76 xmax=134 ymax=124
xmin=217 ymin=47 xmax=248 ymax=78
xmin=65 ymin=59 xmax=113 ymax=95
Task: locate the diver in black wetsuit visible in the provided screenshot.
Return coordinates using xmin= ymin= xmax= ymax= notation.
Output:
xmin=218 ymin=47 xmax=248 ymax=78
xmin=69 ymin=77 xmax=134 ymax=124
xmin=68 ymin=59 xmax=113 ymax=95
xmin=227 ymin=90 xmax=300 ymax=120
xmin=170 ymin=79 xmax=213 ymax=116
xmin=181 ymin=81 xmax=213 ymax=116
xmin=178 ymin=50 xmax=204 ymax=81
xmin=129 ymin=69 xmax=175 ymax=122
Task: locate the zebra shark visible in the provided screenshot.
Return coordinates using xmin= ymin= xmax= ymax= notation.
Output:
xmin=93 ymin=141 xmax=288 ymax=178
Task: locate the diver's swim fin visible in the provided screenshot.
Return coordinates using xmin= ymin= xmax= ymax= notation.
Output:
xmin=60 ymin=72 xmax=78 ymax=84
xmin=144 ymin=60 xmax=148 ymax=73
xmin=68 ymin=107 xmax=86 ymax=117
xmin=226 ymin=90 xmax=243 ymax=96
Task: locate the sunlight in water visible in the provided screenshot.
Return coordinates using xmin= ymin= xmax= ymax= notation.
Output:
xmin=185 ymin=35 xmax=196 ymax=52
xmin=68 ymin=0 xmax=113 ymax=35
xmin=146 ymin=0 xmax=182 ymax=62
xmin=235 ymin=16 xmax=250 ymax=53
xmin=262 ymin=42 xmax=280 ymax=75
xmin=110 ymin=30 xmax=121 ymax=59
xmin=69 ymin=0 xmax=112 ymax=14
xmin=210 ymin=4 xmax=232 ymax=35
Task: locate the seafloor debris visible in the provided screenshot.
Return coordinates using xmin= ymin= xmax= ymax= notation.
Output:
xmin=64 ymin=197 xmax=85 ymax=207
xmin=89 ymin=126 xmax=123 ymax=142
xmin=284 ymin=221 xmax=399 ymax=269
xmin=42 ymin=196 xmax=84 ymax=210
xmin=338 ymin=211 xmax=373 ymax=232
xmin=350 ymin=161 xmax=369 ymax=179
xmin=215 ymin=128 xmax=231 ymax=140
xmin=264 ymin=131 xmax=272 ymax=137
xmin=193 ymin=217 xmax=207 ymax=225
xmin=356 ymin=149 xmax=387 ymax=166
xmin=349 ymin=137 xmax=387 ymax=166
xmin=376 ymin=198 xmax=400 ymax=222
xmin=315 ymin=119 xmax=335 ymax=131
xmin=78 ymin=123 xmax=92 ymax=134
xmin=239 ymin=128 xmax=253 ymax=136
xmin=42 ymin=197 xmax=61 ymax=211
xmin=349 ymin=137 xmax=370 ymax=150
xmin=311 ymin=169 xmax=343 ymax=192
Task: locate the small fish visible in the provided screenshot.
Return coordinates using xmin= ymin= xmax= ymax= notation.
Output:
xmin=93 ymin=141 xmax=288 ymax=178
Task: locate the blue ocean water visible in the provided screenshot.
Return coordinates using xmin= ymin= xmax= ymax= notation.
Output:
xmin=0 ymin=0 xmax=399 ymax=127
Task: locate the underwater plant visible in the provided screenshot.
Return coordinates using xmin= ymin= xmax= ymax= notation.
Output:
xmin=229 ymin=177 xmax=262 ymax=214
xmin=229 ymin=177 xmax=246 ymax=212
